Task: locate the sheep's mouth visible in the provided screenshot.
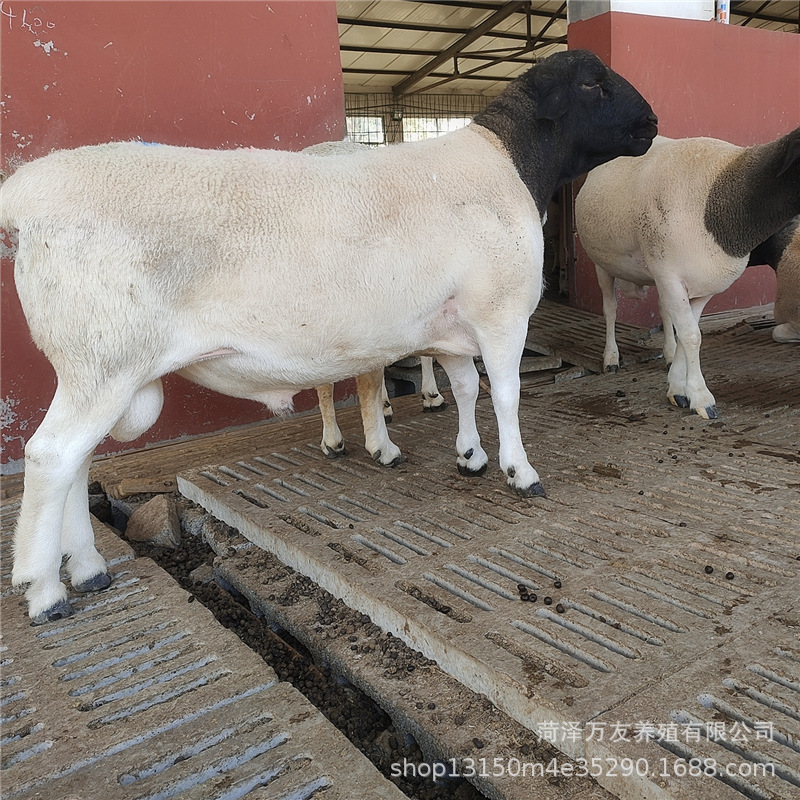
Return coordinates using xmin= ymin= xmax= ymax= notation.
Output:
xmin=628 ymin=127 xmax=658 ymax=154
xmin=632 ymin=121 xmax=659 ymax=143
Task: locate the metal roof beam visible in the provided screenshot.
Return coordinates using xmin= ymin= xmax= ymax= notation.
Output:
xmin=337 ymin=15 xmax=544 ymax=41
xmin=343 ymin=68 xmax=518 ymax=83
xmin=730 ymin=1 xmax=800 ymax=26
xmin=392 ymin=1 xmax=529 ymax=95
xmin=339 ymin=43 xmax=561 ymax=62
xmin=528 ymin=2 xmax=566 ymax=48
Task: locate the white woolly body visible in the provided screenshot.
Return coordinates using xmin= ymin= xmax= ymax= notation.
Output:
xmin=7 ymin=132 xmax=542 ymax=414
xmin=577 ymin=136 xmax=748 ymax=296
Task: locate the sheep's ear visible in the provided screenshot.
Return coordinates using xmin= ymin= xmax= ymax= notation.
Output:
xmin=535 ymin=86 xmax=568 ymax=121
xmin=777 ymin=134 xmax=800 ymax=177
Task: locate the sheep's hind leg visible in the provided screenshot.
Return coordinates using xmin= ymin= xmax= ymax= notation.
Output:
xmin=595 ymin=266 xmax=621 ymax=372
xmin=658 ymin=301 xmax=677 ymax=366
xmin=316 ymin=384 xmax=346 ymax=458
xmin=420 ymin=357 xmax=447 ymax=411
xmin=436 ymin=355 xmax=488 ymax=478
xmin=773 ymin=322 xmax=800 ymax=343
xmin=357 ymin=371 xmax=402 ymax=466
xmin=380 ymin=378 xmax=394 ymax=423
xmin=774 ymin=242 xmax=800 ymax=343
xmin=14 ymin=393 xmax=108 ymax=623
xmin=63 ymin=454 xmax=111 ymax=593
xmin=13 ymin=380 xmax=164 ymax=623
xmin=662 ymin=289 xmax=717 ymax=418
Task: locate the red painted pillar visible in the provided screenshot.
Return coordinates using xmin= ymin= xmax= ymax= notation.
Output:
xmin=567 ymin=12 xmax=798 ymax=326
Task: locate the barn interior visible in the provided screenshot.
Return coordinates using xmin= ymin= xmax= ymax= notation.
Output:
xmin=1 ymin=3 xmax=799 ymax=800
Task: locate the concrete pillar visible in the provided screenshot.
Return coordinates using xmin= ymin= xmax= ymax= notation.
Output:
xmin=567 ymin=1 xmax=714 ymax=23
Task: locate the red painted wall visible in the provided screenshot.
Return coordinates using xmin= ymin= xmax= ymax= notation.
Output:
xmin=0 ymin=1 xmax=346 ymax=470
xmin=568 ymin=13 xmax=799 ymax=327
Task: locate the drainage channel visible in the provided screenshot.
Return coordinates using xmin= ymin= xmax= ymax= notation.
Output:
xmin=0 ymin=506 xmax=409 ymax=800
xmin=178 ymin=323 xmax=800 ymax=800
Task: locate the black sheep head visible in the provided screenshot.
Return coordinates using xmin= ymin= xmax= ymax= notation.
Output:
xmin=474 ymin=49 xmax=658 ymax=214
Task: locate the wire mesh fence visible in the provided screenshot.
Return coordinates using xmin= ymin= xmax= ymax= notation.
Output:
xmin=345 ymin=92 xmax=492 ymax=144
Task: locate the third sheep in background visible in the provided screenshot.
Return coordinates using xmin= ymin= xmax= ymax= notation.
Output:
xmin=749 ymin=216 xmax=800 ymax=344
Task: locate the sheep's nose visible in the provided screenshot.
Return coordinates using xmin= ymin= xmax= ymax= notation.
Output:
xmin=648 ymin=113 xmax=659 ymax=126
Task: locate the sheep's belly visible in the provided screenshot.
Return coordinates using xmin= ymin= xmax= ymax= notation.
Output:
xmin=176 ymin=349 xmax=387 ymax=411
xmin=422 ymin=296 xmax=482 ymax=357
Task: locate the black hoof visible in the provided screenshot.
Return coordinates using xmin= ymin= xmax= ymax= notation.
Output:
xmin=32 ymin=599 xmax=75 ymax=626
xmin=458 ymin=462 xmax=488 ymax=477
xmin=605 ymin=364 xmax=620 ymax=374
xmin=73 ymin=572 xmax=112 ymax=593
xmin=511 ymin=481 xmax=546 ymax=498
xmin=323 ymin=445 xmax=347 ymax=459
xmin=697 ymin=405 xmax=718 ymax=420
xmin=373 ymin=450 xmax=404 ymax=467
xmin=672 ymin=395 xmax=690 ymax=408
xmin=423 ymin=400 xmax=448 ymax=413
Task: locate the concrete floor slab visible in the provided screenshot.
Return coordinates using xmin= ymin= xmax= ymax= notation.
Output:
xmin=213 ymin=543 xmax=618 ymax=800
xmin=0 ymin=513 xmax=409 ymax=800
xmin=178 ymin=321 xmax=799 ymax=800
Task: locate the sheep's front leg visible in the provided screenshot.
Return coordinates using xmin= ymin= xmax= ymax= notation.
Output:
xmin=660 ymin=285 xmax=717 ymax=418
xmin=436 ymin=355 xmax=488 ymax=477
xmin=420 ymin=357 xmax=447 ymax=411
xmin=595 ymin=265 xmax=621 ymax=372
xmin=477 ymin=324 xmax=545 ymax=497
xmin=316 ymin=384 xmax=346 ymax=458
xmin=356 ymin=371 xmax=402 ymax=466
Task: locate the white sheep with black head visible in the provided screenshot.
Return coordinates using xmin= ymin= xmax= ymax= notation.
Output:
xmin=576 ymin=129 xmax=800 ymax=418
xmin=1 ymin=49 xmax=656 ymax=623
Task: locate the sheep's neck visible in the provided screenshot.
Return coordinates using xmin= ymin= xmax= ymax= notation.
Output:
xmin=705 ymin=131 xmax=800 ymax=259
xmin=473 ymin=95 xmax=582 ymax=218
xmin=748 ymin=216 xmax=800 ymax=269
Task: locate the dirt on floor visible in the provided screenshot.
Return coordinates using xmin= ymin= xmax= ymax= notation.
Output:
xmin=101 ymin=491 xmax=487 ymax=800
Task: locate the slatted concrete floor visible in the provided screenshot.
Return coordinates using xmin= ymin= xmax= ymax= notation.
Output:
xmin=2 ymin=308 xmax=797 ymax=800
xmin=0 ymin=506 xmax=409 ymax=800
xmin=178 ymin=320 xmax=800 ymax=800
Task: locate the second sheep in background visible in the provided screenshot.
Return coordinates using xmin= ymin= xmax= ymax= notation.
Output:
xmin=575 ymin=128 xmax=800 ymax=419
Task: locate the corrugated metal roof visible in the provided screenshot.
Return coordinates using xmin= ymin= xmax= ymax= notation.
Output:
xmin=338 ymin=1 xmax=798 ymax=95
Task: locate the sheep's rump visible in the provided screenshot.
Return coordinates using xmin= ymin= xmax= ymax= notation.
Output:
xmin=2 ymin=135 xmax=542 ymax=397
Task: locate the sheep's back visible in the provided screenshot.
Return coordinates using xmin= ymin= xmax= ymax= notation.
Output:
xmin=2 ymin=133 xmax=541 ymax=385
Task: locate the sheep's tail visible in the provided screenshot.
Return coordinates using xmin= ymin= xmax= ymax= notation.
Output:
xmin=0 ymin=169 xmax=20 ymax=232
